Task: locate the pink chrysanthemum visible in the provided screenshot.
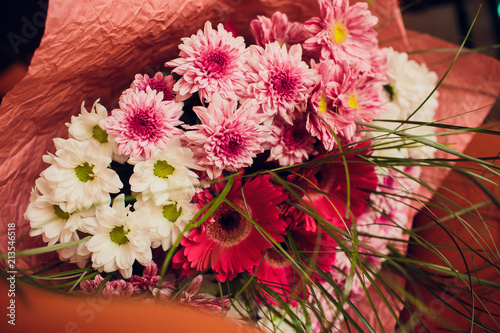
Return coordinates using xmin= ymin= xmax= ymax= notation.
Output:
xmin=99 ymin=89 xmax=184 ymax=158
xmin=251 ymin=12 xmax=307 ymax=48
xmin=367 ymin=46 xmax=390 ymax=85
xmin=126 ymin=72 xmax=189 ymax=102
xmin=266 ymin=116 xmax=316 ymax=166
xmin=303 ymin=0 xmax=378 ymax=69
xmin=175 ymin=275 xmax=232 ymax=314
xmin=245 ymin=42 xmax=318 ymax=124
xmin=182 ymin=94 xmax=269 ymax=179
xmin=166 ymin=21 xmax=248 ymax=103
xmin=306 ymin=60 xmax=385 ymax=149
xmin=173 ymin=175 xmax=288 ymax=282
xmin=129 ymin=260 xmax=174 ymax=295
xmin=80 ymin=274 xmax=135 ymax=297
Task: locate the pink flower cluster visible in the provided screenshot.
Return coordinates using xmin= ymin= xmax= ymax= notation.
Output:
xmin=80 ymin=261 xmax=230 ymax=314
xmin=100 ymin=0 xmax=386 ymax=169
xmin=25 ymin=0 xmax=426 ymax=328
xmin=83 ymin=0 xmax=393 ymax=309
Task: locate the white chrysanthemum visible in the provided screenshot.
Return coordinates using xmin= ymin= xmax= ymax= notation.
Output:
xmin=57 ymin=233 xmax=92 ymax=268
xmin=134 ymin=196 xmax=198 ymax=251
xmin=24 ymin=176 xmax=96 ymax=268
xmin=129 ymin=138 xmax=200 ymax=205
xmin=306 ymin=282 xmax=344 ymax=332
xmin=66 ymin=100 xmax=127 ymax=163
xmin=86 ymin=194 xmax=152 ymax=278
xmin=372 ymin=47 xmax=439 ymax=159
xmin=25 ymin=176 xmax=96 ymax=244
xmin=43 ymin=138 xmax=123 ymax=212
xmin=384 ymin=48 xmax=439 ymax=114
xmin=332 ymin=249 xmax=372 ymax=299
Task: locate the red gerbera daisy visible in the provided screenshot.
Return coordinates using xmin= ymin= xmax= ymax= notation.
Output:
xmin=301 ymin=142 xmax=378 ymax=226
xmin=173 ymin=174 xmax=288 ymax=282
xmin=249 ymin=206 xmax=338 ymax=305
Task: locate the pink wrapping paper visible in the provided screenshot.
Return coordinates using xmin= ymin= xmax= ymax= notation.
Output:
xmin=0 ymin=0 xmax=499 ymax=331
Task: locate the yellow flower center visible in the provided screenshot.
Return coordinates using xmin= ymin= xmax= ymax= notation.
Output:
xmin=318 ymin=94 xmax=328 ymax=115
xmin=347 ymin=94 xmax=359 ymax=109
xmin=331 ymin=22 xmax=348 ymax=44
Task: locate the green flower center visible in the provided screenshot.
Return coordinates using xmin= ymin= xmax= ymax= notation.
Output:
xmin=75 ymin=162 xmax=95 ymax=182
xmin=153 ymin=160 xmax=175 ymax=178
xmin=53 ymin=205 xmax=70 ymax=220
xmin=109 ymin=226 xmax=130 ymax=245
xmin=92 ymin=125 xmax=108 ymax=143
xmin=162 ymin=204 xmax=182 ymax=222
xmin=383 ymin=84 xmax=395 ymax=101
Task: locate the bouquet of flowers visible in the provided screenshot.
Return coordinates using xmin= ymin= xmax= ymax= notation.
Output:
xmin=2 ymin=0 xmax=500 ymax=332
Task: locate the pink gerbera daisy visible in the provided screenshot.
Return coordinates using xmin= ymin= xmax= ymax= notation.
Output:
xmin=266 ymin=115 xmax=316 ymax=167
xmin=303 ymin=0 xmax=378 ymax=69
xmin=245 ymin=42 xmax=318 ymax=124
xmin=99 ymin=89 xmax=184 ymax=158
xmin=126 ymin=72 xmax=189 ymax=102
xmin=251 ymin=11 xmax=307 ymax=48
xmin=182 ymin=93 xmax=269 ymax=179
xmin=173 ymin=174 xmax=288 ymax=282
xmin=306 ymin=60 xmax=385 ymax=150
xmin=166 ymin=21 xmax=248 ymax=103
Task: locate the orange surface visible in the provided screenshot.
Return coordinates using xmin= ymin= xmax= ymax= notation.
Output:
xmin=0 ymin=278 xmax=261 ymax=333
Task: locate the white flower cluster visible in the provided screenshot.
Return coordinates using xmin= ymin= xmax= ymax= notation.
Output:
xmin=25 ymin=101 xmax=200 ymax=278
xmin=372 ymin=47 xmax=439 ymax=160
